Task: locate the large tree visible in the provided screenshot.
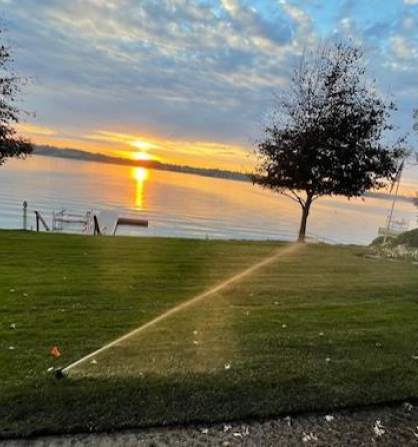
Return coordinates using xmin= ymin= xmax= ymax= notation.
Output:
xmin=253 ymin=43 xmax=405 ymax=242
xmin=0 ymin=31 xmax=33 ymax=166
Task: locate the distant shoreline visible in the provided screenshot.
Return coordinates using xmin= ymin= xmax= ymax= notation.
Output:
xmin=33 ymin=145 xmax=250 ymax=183
xmin=33 ymin=145 xmax=412 ymax=204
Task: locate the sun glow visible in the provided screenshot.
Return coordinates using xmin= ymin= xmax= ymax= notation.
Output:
xmin=21 ymin=125 xmax=250 ymax=171
xmin=133 ymin=151 xmax=153 ymax=161
xmin=132 ymin=140 xmax=154 ymax=150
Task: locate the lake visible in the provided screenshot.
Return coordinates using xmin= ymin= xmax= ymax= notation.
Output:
xmin=0 ymin=155 xmax=415 ymax=245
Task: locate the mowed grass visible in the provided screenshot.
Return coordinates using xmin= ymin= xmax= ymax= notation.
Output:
xmin=1 ymin=231 xmax=418 ymax=437
xmin=0 ymin=231 xmax=280 ymax=437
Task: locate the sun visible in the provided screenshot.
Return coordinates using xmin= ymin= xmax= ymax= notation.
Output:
xmin=133 ymin=151 xmax=152 ymax=161
xmin=129 ymin=140 xmax=160 ymax=162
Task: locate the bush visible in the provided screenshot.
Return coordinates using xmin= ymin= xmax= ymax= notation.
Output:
xmin=369 ymin=229 xmax=418 ymax=262
xmin=369 ymin=236 xmax=387 ymax=247
xmin=393 ymin=229 xmax=418 ymax=248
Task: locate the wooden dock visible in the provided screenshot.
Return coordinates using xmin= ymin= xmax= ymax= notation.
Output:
xmin=34 ymin=209 xmax=149 ymax=236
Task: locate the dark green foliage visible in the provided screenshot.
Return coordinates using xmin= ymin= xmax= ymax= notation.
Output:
xmin=392 ymin=229 xmax=418 ymax=248
xmin=369 ymin=236 xmax=386 ymax=247
xmin=0 ymin=31 xmax=33 ymax=165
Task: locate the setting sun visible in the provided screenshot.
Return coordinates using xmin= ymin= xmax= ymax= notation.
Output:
xmin=133 ymin=151 xmax=152 ymax=161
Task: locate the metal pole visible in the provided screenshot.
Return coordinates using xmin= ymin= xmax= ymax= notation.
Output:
xmin=383 ymin=171 xmax=402 ymax=245
xmin=23 ymin=201 xmax=28 ymax=231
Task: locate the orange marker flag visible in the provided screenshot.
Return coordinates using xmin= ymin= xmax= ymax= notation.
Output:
xmin=50 ymin=346 xmax=61 ymax=357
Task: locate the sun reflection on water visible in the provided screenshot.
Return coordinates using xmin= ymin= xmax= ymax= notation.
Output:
xmin=132 ymin=167 xmax=148 ymax=210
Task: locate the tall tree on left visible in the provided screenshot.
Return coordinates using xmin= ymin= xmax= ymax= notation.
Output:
xmin=0 ymin=30 xmax=33 ymax=166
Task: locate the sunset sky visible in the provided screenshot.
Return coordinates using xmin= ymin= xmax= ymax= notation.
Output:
xmin=3 ymin=0 xmax=418 ymax=171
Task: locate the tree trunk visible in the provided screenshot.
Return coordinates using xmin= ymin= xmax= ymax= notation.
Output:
xmin=298 ymin=196 xmax=313 ymax=242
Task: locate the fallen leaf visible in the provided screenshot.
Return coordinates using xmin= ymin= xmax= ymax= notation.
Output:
xmin=403 ymin=402 xmax=413 ymax=411
xmin=302 ymin=432 xmax=318 ymax=442
xmin=284 ymin=416 xmax=292 ymax=427
xmin=373 ymin=420 xmax=385 ymax=437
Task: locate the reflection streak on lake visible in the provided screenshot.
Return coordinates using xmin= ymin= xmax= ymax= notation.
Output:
xmin=0 ymin=156 xmax=415 ymax=245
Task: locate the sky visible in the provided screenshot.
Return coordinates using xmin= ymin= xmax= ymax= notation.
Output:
xmin=2 ymin=0 xmax=418 ymax=172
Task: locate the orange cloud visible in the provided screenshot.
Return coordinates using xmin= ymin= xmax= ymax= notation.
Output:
xmin=16 ymin=123 xmax=57 ymax=137
xmin=18 ymin=125 xmax=252 ymax=171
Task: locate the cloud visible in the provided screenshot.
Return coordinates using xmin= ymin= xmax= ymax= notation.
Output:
xmin=16 ymin=123 xmax=57 ymax=136
xmin=391 ymin=35 xmax=417 ymax=59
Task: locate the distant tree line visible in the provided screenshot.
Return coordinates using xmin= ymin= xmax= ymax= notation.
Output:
xmin=34 ymin=145 xmax=249 ymax=182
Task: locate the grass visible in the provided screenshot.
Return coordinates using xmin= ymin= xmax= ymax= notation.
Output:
xmin=2 ymin=231 xmax=418 ymax=438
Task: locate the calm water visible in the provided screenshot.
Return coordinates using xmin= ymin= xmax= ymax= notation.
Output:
xmin=0 ymin=156 xmax=415 ymax=245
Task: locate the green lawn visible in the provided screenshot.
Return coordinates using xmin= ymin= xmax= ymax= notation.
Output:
xmin=1 ymin=231 xmax=418 ymax=438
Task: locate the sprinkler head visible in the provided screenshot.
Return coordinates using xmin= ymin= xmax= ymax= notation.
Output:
xmin=54 ymin=368 xmax=67 ymax=380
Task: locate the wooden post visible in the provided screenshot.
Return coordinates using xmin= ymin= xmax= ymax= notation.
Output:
xmin=93 ymin=215 xmax=102 ymax=235
xmin=34 ymin=211 xmax=50 ymax=232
